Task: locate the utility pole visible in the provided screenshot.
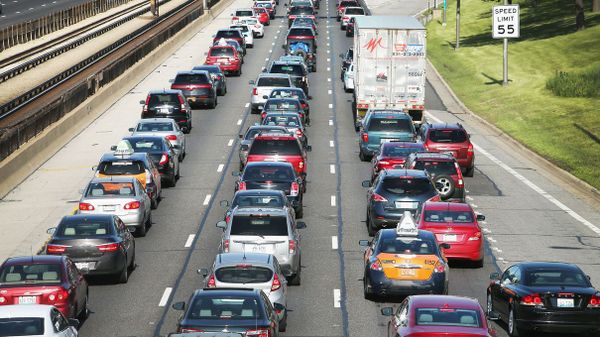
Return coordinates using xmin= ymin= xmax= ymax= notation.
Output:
xmin=455 ymin=0 xmax=460 ymax=49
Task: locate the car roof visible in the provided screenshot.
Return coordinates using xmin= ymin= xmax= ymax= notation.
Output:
xmin=175 ymin=70 xmax=209 ymax=76
xmin=423 ymin=201 xmax=473 ymax=212
xmin=515 ymin=261 xmax=583 ymax=271
xmin=215 ymin=252 xmax=275 ymax=267
xmin=99 ymin=152 xmax=149 ymax=162
xmin=379 ymin=228 xmax=436 ymax=241
xmin=425 ymin=122 xmax=465 ymax=130
xmin=88 ymin=176 xmax=138 ymax=184
xmin=382 ymin=169 xmax=429 ymax=178
xmin=193 ymin=65 xmax=221 ymax=70
xmin=232 ymin=207 xmax=288 ymax=216
xmin=411 ymin=152 xmax=455 ymax=161
xmin=382 ymin=141 xmax=424 ymax=149
xmin=271 ymin=87 xmax=304 ymax=92
xmin=257 ymin=73 xmax=292 ymax=79
xmin=367 ymin=110 xmax=411 ymax=119
xmin=247 ymin=125 xmax=288 ymax=131
xmin=244 ymin=161 xmax=295 ymax=169
xmin=266 ymin=97 xmax=301 ymax=103
xmin=147 ymin=89 xmax=182 ymax=95
xmin=136 ymin=118 xmax=175 ymax=124
xmin=270 ymin=61 xmax=303 ymax=66
xmin=234 ymin=189 xmax=286 ymax=197
xmin=263 ymin=112 xmax=300 ymax=117
xmin=3 ymin=255 xmax=64 ymax=265
xmin=168 ymin=333 xmax=244 ymax=337
xmin=0 ymin=304 xmax=54 ymax=317
xmin=60 ymin=213 xmax=114 ymax=224
xmin=195 ymin=288 xmax=260 ymax=297
xmin=409 ymin=295 xmax=482 ymax=310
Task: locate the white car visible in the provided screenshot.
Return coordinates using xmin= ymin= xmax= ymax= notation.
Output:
xmin=128 ymin=118 xmax=186 ymax=161
xmin=230 ymin=24 xmax=254 ymax=48
xmin=230 ymin=8 xmax=255 ymax=24
xmin=341 ymin=6 xmax=365 ymax=28
xmin=239 ymin=18 xmax=264 ymax=38
xmin=343 ymin=62 xmax=355 ymax=92
xmin=0 ymin=305 xmax=79 ymax=336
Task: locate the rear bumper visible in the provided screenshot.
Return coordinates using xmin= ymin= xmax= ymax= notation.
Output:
xmin=71 ymin=253 xmax=126 ymax=276
xmin=366 ymin=270 xmax=447 ymax=296
xmin=278 ymin=255 xmax=300 ymax=277
xmin=442 ymin=242 xmax=483 ymax=261
xmin=516 ymin=307 xmax=600 ymax=333
xmin=119 ymin=212 xmax=145 ymax=229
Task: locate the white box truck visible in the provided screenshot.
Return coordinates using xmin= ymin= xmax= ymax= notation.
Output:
xmin=352 ymin=16 xmax=426 ymax=131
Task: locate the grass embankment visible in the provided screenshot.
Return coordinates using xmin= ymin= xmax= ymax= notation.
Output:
xmin=426 ymin=0 xmax=600 ymax=189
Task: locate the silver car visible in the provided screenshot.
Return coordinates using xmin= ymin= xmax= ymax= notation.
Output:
xmin=249 ymin=73 xmax=294 ymax=114
xmin=216 ymin=207 xmax=305 ymax=285
xmin=198 ymin=252 xmax=288 ymax=323
xmin=78 ymin=177 xmax=152 ymax=237
xmin=128 ymin=118 xmax=186 ymax=161
xmin=238 ymin=125 xmax=290 ymax=170
xmin=0 ymin=304 xmax=79 ymax=337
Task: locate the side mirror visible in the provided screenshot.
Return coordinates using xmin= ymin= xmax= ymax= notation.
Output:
xmin=262 ymin=95 xmax=269 ymax=99
xmin=46 ymin=227 xmax=56 ymax=235
xmin=172 ymin=301 xmax=186 ymax=311
xmin=67 ymin=318 xmax=80 ymax=327
xmin=587 ymin=275 xmax=591 ymax=281
xmin=232 ymin=171 xmax=241 ymax=176
xmin=216 ymin=220 xmax=227 ymax=229
xmin=249 ymin=80 xmax=256 ymax=85
xmin=381 ymin=307 xmax=394 ymax=316
xmin=489 ymin=272 xmax=500 ymax=280
xmin=361 ymin=180 xmax=371 ymax=188
xmin=91 ymin=165 xmax=98 ymax=171
xmin=128 ymin=127 xmax=134 ymax=132
xmin=139 ymin=100 xmax=145 ymax=105
xmin=262 ymin=68 xmax=267 ymax=73
xmin=476 ymin=213 xmax=486 ymax=221
xmin=440 ymin=243 xmax=451 ymax=250
xmin=487 ymin=311 xmax=500 ymax=321
xmin=168 ymin=79 xmax=174 ymax=83
xmin=239 ymin=133 xmax=245 ymax=139
xmin=220 ymin=200 xmax=230 ymax=207
xmin=197 ymin=268 xmax=209 ymax=277
xmin=358 ymin=239 xmax=370 ymax=247
xmin=307 ymin=95 xmax=313 ymax=100
xmin=110 ymin=145 xmax=117 ymax=151
xmin=273 ymin=303 xmax=286 ymax=313
xmin=296 ymin=221 xmax=306 ymax=229
xmin=339 ymin=53 xmax=344 ymax=58
xmin=306 ymin=145 xmax=312 ymax=152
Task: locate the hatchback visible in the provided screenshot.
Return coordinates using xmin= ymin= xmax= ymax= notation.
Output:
xmin=405 ymin=152 xmax=465 ymax=201
xmin=122 ymin=135 xmax=180 ymax=187
xmin=371 ymin=141 xmax=426 ymax=182
xmin=246 ymin=133 xmax=310 ymax=183
xmin=260 ymin=98 xmax=306 ymax=125
xmin=129 ymin=118 xmax=186 ymax=161
xmin=212 ymin=29 xmax=246 ymax=52
xmin=238 ymin=125 xmax=290 ymax=170
xmin=192 ymin=65 xmax=227 ymax=96
xmin=419 ymin=122 xmax=475 ymax=176
xmin=205 ymin=44 xmax=243 ymax=76
xmin=220 ymin=189 xmax=295 ymax=223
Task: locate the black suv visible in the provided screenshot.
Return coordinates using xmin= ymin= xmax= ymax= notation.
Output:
xmin=140 ymin=90 xmax=192 ymax=133
xmin=266 ymin=61 xmax=309 ymax=94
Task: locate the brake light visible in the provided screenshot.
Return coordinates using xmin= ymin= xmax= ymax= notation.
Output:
xmin=159 ymin=153 xmax=169 ymax=166
xmin=0 ymin=296 xmax=5 ymax=303
xmin=361 ymin=132 xmax=368 ymax=143
xmin=97 ymin=243 xmax=120 ymax=252
xmin=145 ymin=169 xmax=152 ymax=185
xmin=252 ymin=88 xmax=258 ymax=95
xmin=467 ymin=143 xmax=474 ymax=154
xmin=434 ymin=264 xmax=446 ymax=273
xmin=343 ymin=16 xmax=349 ymax=20
xmin=372 ymin=193 xmax=387 ymax=202
xmin=177 ymin=95 xmax=187 ymax=112
xmin=378 ymin=160 xmax=389 ymax=166
xmin=238 ymin=181 xmax=247 ymax=191
xmin=298 ymin=161 xmax=304 ymax=169
xmin=295 ymin=129 xmax=303 ymax=137
xmin=588 ymin=295 xmax=600 ymax=308
xmin=521 ymin=294 xmax=543 ymax=306
xmin=468 ymin=231 xmax=481 ymax=241
xmin=289 ymin=240 xmax=297 ymax=254
xmin=207 ymin=274 xmax=216 ymax=288
xmin=290 ymin=182 xmax=300 ymax=196
xmin=370 ymin=260 xmax=382 ymax=271
xmin=246 ymin=329 xmax=270 ymax=337
xmin=79 ymin=202 xmax=95 ymax=211
xmin=46 ymin=244 xmax=68 ymax=254
xmin=223 ymin=239 xmax=230 ymax=253
xmin=124 ymin=201 xmax=141 ymax=210
xmin=457 ymin=178 xmax=464 ymax=188
xmin=165 ymin=135 xmax=177 ymax=141
xmin=429 ymin=195 xmax=441 ymax=202
xmin=261 ymin=112 xmax=267 ymax=120
xmin=271 ymin=273 xmax=281 ymax=291
xmin=47 ymin=289 xmax=69 ymax=303
xmin=143 ymin=95 xmax=150 ymax=113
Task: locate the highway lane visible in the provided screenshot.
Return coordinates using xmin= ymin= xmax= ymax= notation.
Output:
xmin=0 ymin=0 xmax=94 ymax=28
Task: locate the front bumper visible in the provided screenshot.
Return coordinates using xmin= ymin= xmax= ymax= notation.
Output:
xmin=516 ymin=306 xmax=600 ymax=333
xmin=366 ymin=269 xmax=447 ymax=296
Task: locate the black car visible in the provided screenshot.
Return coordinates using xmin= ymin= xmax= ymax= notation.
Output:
xmin=362 ymin=169 xmax=439 ymax=236
xmin=266 ymin=61 xmax=309 ymax=95
xmin=45 ymin=214 xmax=135 ymax=283
xmin=234 ymin=162 xmax=304 ymax=217
xmin=170 ymin=70 xmax=218 ymax=109
xmin=172 ymin=288 xmax=284 ymax=335
xmin=220 ymin=189 xmax=295 ymax=222
xmin=140 ymin=90 xmax=192 ymax=133
xmin=122 ymin=136 xmax=180 ymax=187
xmin=261 ymin=98 xmax=307 ymax=125
xmin=193 ymin=65 xmax=227 ymax=96
xmin=339 ymin=47 xmax=353 ymax=80
xmin=487 ymin=262 xmax=600 ymax=337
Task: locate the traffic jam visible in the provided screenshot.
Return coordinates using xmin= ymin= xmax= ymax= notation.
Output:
xmin=0 ymin=0 xmax=599 ymax=336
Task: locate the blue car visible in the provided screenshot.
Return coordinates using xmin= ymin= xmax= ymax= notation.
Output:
xmin=358 ymin=109 xmax=416 ymax=161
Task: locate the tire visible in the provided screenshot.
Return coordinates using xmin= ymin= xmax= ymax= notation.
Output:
xmin=295 ymin=204 xmax=304 ymax=219
xmin=367 ymin=215 xmax=377 ymax=237
xmin=78 ymin=292 xmax=88 ymax=320
xmin=508 ymin=306 xmax=521 ymax=337
xmin=311 ymin=64 xmax=317 ymax=72
xmin=136 ymin=218 xmax=147 ymax=237
xmin=363 ymin=273 xmax=374 ymax=300
xmin=288 ymin=259 xmax=301 ymax=285
xmin=247 ymin=43 xmax=253 ymax=49
xmin=150 ymin=197 xmax=158 ymax=210
xmin=340 ymin=24 xmax=345 ymax=30
xmin=209 ymin=98 xmax=217 ymax=109
xmin=434 ymin=175 xmax=455 ymax=199
xmin=129 ymin=244 xmax=136 ymax=271
xmin=117 ymin=260 xmax=129 ymax=284
xmin=465 ymin=165 xmax=475 ymax=177
xmin=359 ymin=148 xmax=369 ymax=162
xmin=473 ymin=258 xmax=484 ymax=268
xmin=278 ymin=310 xmax=287 ymax=332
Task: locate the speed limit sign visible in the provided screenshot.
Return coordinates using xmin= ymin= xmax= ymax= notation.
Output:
xmin=492 ymin=5 xmax=520 ymax=39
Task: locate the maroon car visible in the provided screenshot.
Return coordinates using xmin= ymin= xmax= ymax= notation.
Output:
xmin=419 ymin=122 xmax=475 ymax=176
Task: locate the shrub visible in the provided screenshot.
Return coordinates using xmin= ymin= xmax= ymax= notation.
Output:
xmin=546 ymin=65 xmax=600 ymax=98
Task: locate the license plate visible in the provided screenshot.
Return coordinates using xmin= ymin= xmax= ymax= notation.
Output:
xmin=251 ymin=245 xmax=272 ymax=253
xmin=75 ymin=262 xmax=94 ymax=271
xmin=103 ymin=206 xmax=116 ymax=212
xmin=381 ymin=139 xmax=399 ymax=144
xmin=18 ymin=296 xmax=37 ymax=304
xmin=557 ymin=298 xmax=574 ymax=308
xmin=400 ymin=269 xmax=416 ymax=276
xmin=443 ymin=234 xmax=458 ymax=242
xmin=395 ymin=201 xmax=416 ymax=209
xmin=160 ymin=108 xmax=170 ymax=114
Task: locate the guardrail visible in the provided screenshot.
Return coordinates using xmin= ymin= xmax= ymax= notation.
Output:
xmin=0 ymin=0 xmax=135 ymax=52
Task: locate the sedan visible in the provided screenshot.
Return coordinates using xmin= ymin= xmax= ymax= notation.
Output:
xmin=123 ymin=135 xmax=180 ymax=187
xmin=0 ymin=304 xmax=79 ymax=337
xmin=0 ymin=255 xmax=88 ymax=319
xmin=46 ymin=213 xmax=136 ymax=283
xmin=129 ymin=118 xmax=186 ymax=161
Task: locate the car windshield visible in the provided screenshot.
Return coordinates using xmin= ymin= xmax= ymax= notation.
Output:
xmin=263 ymin=116 xmax=301 ymax=128
xmin=242 ymin=165 xmax=295 ymax=182
xmin=378 ymin=238 xmax=436 ymax=255
xmin=215 ymin=266 xmax=273 ymax=284
xmin=147 ymin=94 xmax=179 ymax=108
xmin=524 ymin=269 xmax=590 ymax=287
xmin=257 ymin=77 xmax=291 ymax=87
xmin=344 ymin=7 xmax=364 ymax=14
xmin=429 ymin=130 xmax=468 ymax=143
xmin=423 ymin=211 xmax=474 ymax=223
xmin=98 ymin=161 xmax=145 ymax=175
xmin=0 ymin=264 xmax=62 ymax=285
xmin=85 ymin=181 xmax=136 ymax=198
xmin=368 ymin=118 xmax=413 ymax=132
xmin=187 ymin=295 xmax=265 ymax=320
xmin=245 ymin=128 xmax=287 ymax=140
xmin=128 ymin=139 xmax=164 ymax=153
xmin=57 ymin=220 xmax=113 ymax=236
xmin=230 ymin=215 xmax=288 ymax=236
xmin=136 ymin=122 xmax=174 ymax=132
xmin=236 ymin=10 xmax=254 ymax=16
xmin=265 ymin=101 xmax=300 ymax=112
xmin=174 ymin=74 xmax=209 ymax=84
xmin=249 ymin=139 xmax=301 ymax=155
xmin=0 ymin=318 xmax=45 ymax=336
xmin=271 ymin=89 xmax=304 ymax=100
xmin=288 ymin=28 xmax=313 ymax=36
xmin=414 ymin=161 xmax=456 ymax=176
xmin=381 ymin=177 xmax=434 ymax=195
xmin=382 ymin=145 xmax=424 ymax=157
xmin=210 ymin=47 xmax=234 ymax=57
xmin=415 ymin=308 xmax=482 ymax=328
xmin=270 ymin=64 xmax=304 ymax=76
xmin=233 ymin=194 xmax=285 ymax=208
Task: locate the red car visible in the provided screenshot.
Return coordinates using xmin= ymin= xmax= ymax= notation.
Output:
xmin=253 ymin=7 xmax=270 ymax=25
xmin=382 ymin=295 xmax=497 ymax=337
xmin=336 ymin=0 xmax=358 ymax=21
xmin=417 ymin=201 xmax=485 ymax=267
xmin=0 ymin=255 xmax=89 ymax=319
xmin=418 ymin=122 xmax=475 ymax=177
xmin=205 ymin=45 xmax=242 ymax=76
xmin=245 ymin=133 xmax=310 ymax=184
xmin=370 ymin=141 xmax=425 ymax=182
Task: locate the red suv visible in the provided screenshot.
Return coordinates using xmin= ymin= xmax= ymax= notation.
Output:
xmin=418 ymin=123 xmax=475 ymax=176
xmin=205 ymin=45 xmax=242 ymax=76
xmin=245 ymin=133 xmax=311 ymax=186
xmin=404 ymin=152 xmax=465 ymax=202
xmin=417 ymin=201 xmax=486 ymax=267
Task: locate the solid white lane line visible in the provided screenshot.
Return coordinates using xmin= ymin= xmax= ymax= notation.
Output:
xmin=217 ymin=164 xmax=224 ymax=172
xmin=237 ymin=118 xmax=243 ymax=125
xmin=332 ymin=236 xmax=338 ymax=250
xmin=333 ymin=289 xmax=341 ymax=308
xmin=330 ymin=164 xmax=336 ymax=174
xmin=228 ymin=139 xmax=234 ymax=146
xmin=426 ymin=112 xmax=600 ymax=236
xmin=331 ymin=195 xmax=336 ymax=206
xmin=329 ymin=119 xmax=334 ymax=126
xmin=184 ymin=235 xmax=195 ymax=248
xmin=244 ymin=102 xmax=250 ymax=108
xmin=329 ymin=140 xmax=335 ymax=147
xmin=203 ymin=194 xmax=212 ymax=206
xmin=158 ymin=288 xmax=173 ymax=307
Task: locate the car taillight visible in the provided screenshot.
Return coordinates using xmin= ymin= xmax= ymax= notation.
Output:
xmin=145 ymin=169 xmax=152 ymax=185
xmin=124 ymin=201 xmax=141 ymax=210
xmin=468 ymin=231 xmax=481 ymax=241
xmin=238 ymin=181 xmax=247 ymax=190
xmin=588 ymin=295 xmax=600 ymax=308
xmin=290 ymin=182 xmax=300 ymax=196
xmin=467 ymin=143 xmax=474 ymax=154
xmin=97 ymin=243 xmax=120 ymax=252
xmin=0 ymin=296 xmax=6 ymax=303
xmin=424 ymin=144 xmax=430 ymax=151
xmin=165 ymin=134 xmax=177 ymax=141
xmin=301 ymin=103 xmax=308 ymax=109
xmin=343 ymin=16 xmax=349 ymax=20
xmin=261 ymin=112 xmax=267 ymax=120
xmin=521 ymin=294 xmax=543 ymax=306
xmin=207 ymin=274 xmax=216 ymax=288
xmin=47 ymin=289 xmax=69 ymax=303
xmin=79 ymin=202 xmax=95 ymax=211
xmin=271 ymin=273 xmax=281 ymax=291
xmin=46 ymin=244 xmax=68 ymax=254
xmin=378 ymin=160 xmax=389 ymax=167
xmin=370 ymin=260 xmax=382 ymax=271
xmin=246 ymin=329 xmax=270 ymax=337
xmin=143 ymin=95 xmax=150 ymax=113
xmin=289 ymin=240 xmax=297 ymax=254
xmin=159 ymin=153 xmax=169 ymax=165
xmin=361 ymin=132 xmax=368 ymax=143
xmin=295 ymin=129 xmax=303 ymax=137
xmin=434 ymin=264 xmax=446 ymax=273
xmin=429 ymin=194 xmax=441 ymax=202
xmin=177 ymin=95 xmax=187 ymax=112
xmin=372 ymin=193 xmax=387 ymax=202
xmin=223 ymin=239 xmax=230 ymax=253
xmin=252 ymin=88 xmax=258 ymax=95
xmin=298 ymin=161 xmax=304 ymax=169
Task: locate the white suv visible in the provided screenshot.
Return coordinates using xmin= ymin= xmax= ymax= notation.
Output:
xmin=249 ymin=74 xmax=294 ymax=114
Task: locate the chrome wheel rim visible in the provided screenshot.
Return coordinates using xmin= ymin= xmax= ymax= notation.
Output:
xmin=436 ymin=178 xmax=451 ymax=194
xmin=508 ymin=308 xmax=514 ymax=334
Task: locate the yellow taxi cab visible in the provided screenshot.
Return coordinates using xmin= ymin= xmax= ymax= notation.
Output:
xmin=359 ymin=211 xmax=450 ymax=300
xmin=94 ymin=140 xmax=162 ymax=209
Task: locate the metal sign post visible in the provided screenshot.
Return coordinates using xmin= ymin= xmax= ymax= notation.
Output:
xmin=492 ymin=3 xmax=519 ymax=86
xmin=442 ymin=0 xmax=447 ymax=26
xmin=455 ymin=0 xmax=460 ymax=49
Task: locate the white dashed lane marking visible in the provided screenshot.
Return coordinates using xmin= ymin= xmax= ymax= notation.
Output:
xmin=333 ymin=289 xmax=341 ymax=308
xmin=330 ymin=164 xmax=336 ymax=174
xmin=228 ymin=139 xmax=234 ymax=146
xmin=184 ymin=235 xmax=195 ymax=248
xmin=203 ymin=194 xmax=212 ymax=206
xmin=217 ymin=164 xmax=224 ymax=172
xmin=332 ymin=236 xmax=338 ymax=250
xmin=158 ymin=288 xmax=173 ymax=307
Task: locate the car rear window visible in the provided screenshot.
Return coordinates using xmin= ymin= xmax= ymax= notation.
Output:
xmin=0 ymin=318 xmax=44 ymax=336
xmin=136 ymin=122 xmax=174 ymax=132
xmin=382 ymin=145 xmax=424 ymax=157
xmin=378 ymin=238 xmax=435 ymax=255
xmin=236 ymin=10 xmax=254 ymax=16
xmin=415 ymin=308 xmax=482 ymax=328
xmin=288 ymin=28 xmax=313 ymax=36
xmin=413 ymin=161 xmax=456 ymax=176
xmin=58 ymin=221 xmax=113 ymax=236
xmin=428 ymin=129 xmax=468 ymax=143
xmin=249 ymin=139 xmax=301 ymax=156
xmin=216 ymin=30 xmax=241 ymax=38
xmin=98 ymin=161 xmax=145 ymax=175
xmin=381 ymin=177 xmax=434 ymax=195
xmin=233 ymin=194 xmax=285 ymax=208
xmin=85 ymin=182 xmax=136 ymax=197
xmin=263 ymin=115 xmax=301 ymax=128
xmin=230 ymin=215 xmax=289 ymax=236
xmin=524 ymin=269 xmax=589 ymax=287
xmin=257 ymin=77 xmax=291 ymax=87
xmin=128 ymin=139 xmax=164 ymax=153
xmin=423 ymin=211 xmax=474 ymax=223
xmin=0 ymin=264 xmax=62 ymax=285
xmin=210 ymin=47 xmax=235 ymax=57
xmin=215 ymin=266 xmax=273 ymax=284
xmin=242 ymin=165 xmax=295 ymax=181
xmin=345 ymin=7 xmax=364 ymax=14
xmin=367 ymin=118 xmax=413 ymax=132
xmin=187 ymin=295 xmax=265 ymax=320
xmin=174 ymin=74 xmax=210 ymax=84
xmin=340 ymin=1 xmax=358 ymax=6
xmin=265 ymin=100 xmax=300 ymax=112
xmin=293 ymin=18 xmax=314 ymax=25
xmin=290 ymin=7 xmax=314 ymax=15
xmin=245 ymin=128 xmax=287 ymax=140
xmin=148 ymin=94 xmax=179 ymax=108
xmin=270 ymin=89 xmax=303 ymax=100
xmin=270 ymin=64 xmax=304 ymax=76
xmin=231 ymin=25 xmax=249 ymax=32
xmin=256 ymin=2 xmax=272 ymax=7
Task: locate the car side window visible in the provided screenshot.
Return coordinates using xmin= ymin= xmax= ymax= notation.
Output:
xmin=502 ymin=266 xmax=517 ymax=285
xmin=261 ymin=293 xmax=273 ymax=316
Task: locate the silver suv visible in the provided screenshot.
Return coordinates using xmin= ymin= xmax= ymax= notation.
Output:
xmin=216 ymin=207 xmax=305 ymax=285
xmin=249 ymin=73 xmax=294 ymax=114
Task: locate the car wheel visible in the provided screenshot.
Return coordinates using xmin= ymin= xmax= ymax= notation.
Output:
xmin=473 ymin=258 xmax=484 ymax=268
xmin=136 ymin=221 xmax=147 ymax=237
xmin=359 ymin=148 xmax=369 ymax=162
xmin=508 ymin=306 xmax=521 ymax=337
xmin=288 ymin=259 xmax=301 ymax=286
xmin=434 ymin=175 xmax=455 ymax=199
xmin=150 ymin=197 xmax=158 ymax=210
xmin=295 ymin=203 xmax=304 ymax=219
xmin=367 ymin=215 xmax=377 ymax=237
xmin=340 ymin=24 xmax=345 ymax=30
xmin=311 ymin=64 xmax=317 ymax=72
xmin=363 ymin=272 xmax=374 ymax=300
xmin=337 ymin=16 xmax=341 ymax=22
xmin=78 ymin=292 xmax=89 ymax=320
xmin=248 ymin=43 xmax=253 ymax=48
xmin=129 ymin=244 xmax=136 ymax=271
xmin=118 ymin=260 xmax=129 ymax=284
xmin=465 ymin=165 xmax=475 ymax=177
